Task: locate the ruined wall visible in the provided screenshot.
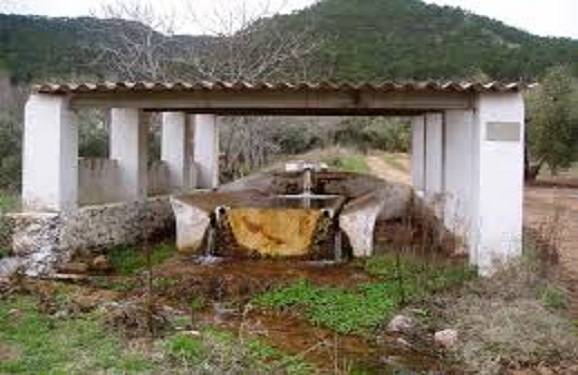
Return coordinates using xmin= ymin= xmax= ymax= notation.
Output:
xmin=78 ymin=158 xmax=121 ymax=205
xmin=10 ymin=197 xmax=174 ymax=276
xmin=78 ymin=158 xmax=173 ymax=206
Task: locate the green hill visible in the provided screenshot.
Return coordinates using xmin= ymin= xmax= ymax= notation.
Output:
xmin=1 ymin=0 xmax=578 ymax=83
xmin=269 ymin=0 xmax=578 ymax=80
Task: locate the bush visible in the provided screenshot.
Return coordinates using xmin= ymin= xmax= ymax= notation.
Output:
xmin=333 ymin=117 xmax=410 ymax=153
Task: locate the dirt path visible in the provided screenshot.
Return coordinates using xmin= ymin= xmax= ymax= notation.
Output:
xmin=524 ymin=187 xmax=578 ymax=315
xmin=366 ymin=154 xmax=411 ymax=185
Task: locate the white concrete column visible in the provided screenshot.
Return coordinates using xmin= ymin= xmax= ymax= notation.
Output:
xmin=193 ymin=114 xmax=219 ymax=189
xmin=424 ymin=113 xmax=444 ymax=205
xmin=110 ymin=108 xmax=148 ymax=201
xmin=443 ymin=110 xmax=475 ymax=239
xmin=411 ymin=116 xmax=426 ymax=193
xmin=161 ymin=112 xmax=194 ymax=191
xmin=23 ymin=94 xmax=78 ymax=212
xmin=471 ymin=93 xmax=525 ymax=275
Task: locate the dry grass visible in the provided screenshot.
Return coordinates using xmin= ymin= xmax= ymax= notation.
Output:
xmin=431 ymin=257 xmax=578 ymax=375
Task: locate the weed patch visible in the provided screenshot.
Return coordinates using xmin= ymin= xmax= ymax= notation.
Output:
xmin=254 ymin=255 xmax=473 ymax=334
xmin=165 ymin=328 xmax=316 ymax=374
xmin=0 ymin=191 xmax=18 ymax=213
xmin=432 ymin=260 xmax=578 ymax=375
xmin=327 ymin=155 xmax=370 ymax=174
xmin=109 ymin=243 xmax=174 ymax=276
xmin=0 ymin=296 xmax=152 ymax=374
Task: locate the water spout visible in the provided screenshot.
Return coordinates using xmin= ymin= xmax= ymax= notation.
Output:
xmin=303 ymin=166 xmax=313 ymax=196
xmin=334 ymin=229 xmax=343 ymax=262
xmin=204 ymin=225 xmax=216 ymax=258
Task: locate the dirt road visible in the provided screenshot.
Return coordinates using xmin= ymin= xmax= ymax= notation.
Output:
xmin=365 ymin=154 xmax=411 ymax=185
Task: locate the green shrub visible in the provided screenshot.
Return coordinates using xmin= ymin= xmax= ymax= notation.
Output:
xmin=540 ymin=285 xmax=569 ymax=310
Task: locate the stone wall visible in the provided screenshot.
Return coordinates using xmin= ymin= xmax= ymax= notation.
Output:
xmin=10 ymin=197 xmax=174 ymax=276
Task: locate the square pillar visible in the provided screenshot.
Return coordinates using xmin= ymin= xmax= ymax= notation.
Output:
xmin=424 ymin=113 xmax=444 ymax=204
xmin=411 ymin=116 xmax=426 ymax=193
xmin=161 ymin=112 xmax=194 ymax=191
xmin=193 ymin=114 xmax=219 ymax=189
xmin=472 ymin=93 xmax=525 ymax=275
xmin=22 ymin=94 xmax=78 ymax=212
xmin=110 ymin=108 xmax=148 ymax=201
xmin=443 ymin=110 xmax=475 ymax=239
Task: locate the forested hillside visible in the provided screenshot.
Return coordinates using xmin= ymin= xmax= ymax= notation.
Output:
xmin=275 ymin=0 xmax=578 ymax=80
xmin=1 ymin=0 xmax=578 ymax=83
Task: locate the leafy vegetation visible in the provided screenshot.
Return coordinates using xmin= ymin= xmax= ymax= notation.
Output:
xmin=334 ymin=118 xmax=411 ymax=154
xmin=527 ymin=66 xmax=578 ymax=175
xmin=253 ymin=254 xmax=474 ymax=334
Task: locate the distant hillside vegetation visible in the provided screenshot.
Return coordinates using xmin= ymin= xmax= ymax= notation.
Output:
xmin=273 ymin=0 xmax=578 ymax=80
xmin=1 ymin=0 xmax=578 ymax=83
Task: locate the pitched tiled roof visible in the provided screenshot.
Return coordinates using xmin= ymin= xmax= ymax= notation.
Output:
xmin=34 ymin=80 xmax=530 ymax=95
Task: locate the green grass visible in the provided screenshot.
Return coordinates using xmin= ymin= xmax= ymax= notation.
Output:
xmin=165 ymin=328 xmax=316 ymax=374
xmin=0 ymin=295 xmax=315 ymax=374
xmin=0 ymin=192 xmax=17 ymax=257
xmin=327 ymin=155 xmax=370 ymax=174
xmin=0 ymin=191 xmax=19 ymax=213
xmin=541 ymin=285 xmax=569 ymax=311
xmin=108 ymin=242 xmax=175 ymax=276
xmin=254 ymin=254 xmax=475 ymax=334
xmin=0 ymin=296 xmax=152 ymax=374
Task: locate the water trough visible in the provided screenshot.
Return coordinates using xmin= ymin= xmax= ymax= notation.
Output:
xmin=171 ymin=161 xmax=412 ymax=261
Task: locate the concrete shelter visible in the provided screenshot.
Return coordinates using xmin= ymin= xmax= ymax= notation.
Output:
xmin=16 ymin=81 xmax=527 ymax=276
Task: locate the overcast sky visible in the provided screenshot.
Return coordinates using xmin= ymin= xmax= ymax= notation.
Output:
xmin=2 ymin=0 xmax=577 ymax=39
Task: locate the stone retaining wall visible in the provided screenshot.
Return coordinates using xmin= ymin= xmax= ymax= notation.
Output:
xmin=10 ymin=197 xmax=174 ymax=276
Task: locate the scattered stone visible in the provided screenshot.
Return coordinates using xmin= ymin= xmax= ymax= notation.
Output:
xmin=91 ymin=255 xmax=111 ymax=272
xmin=0 ymin=257 xmax=22 ymax=279
xmin=213 ymin=302 xmax=237 ymax=323
xmin=57 ymin=262 xmax=89 ymax=275
xmin=536 ymin=366 xmax=555 ymax=375
xmin=52 ymin=310 xmax=69 ymax=319
xmin=434 ymin=329 xmax=458 ymax=350
xmin=53 ymin=273 xmax=88 ymax=281
xmin=395 ymin=337 xmax=413 ymax=349
xmin=387 ymin=314 xmax=415 ymax=334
